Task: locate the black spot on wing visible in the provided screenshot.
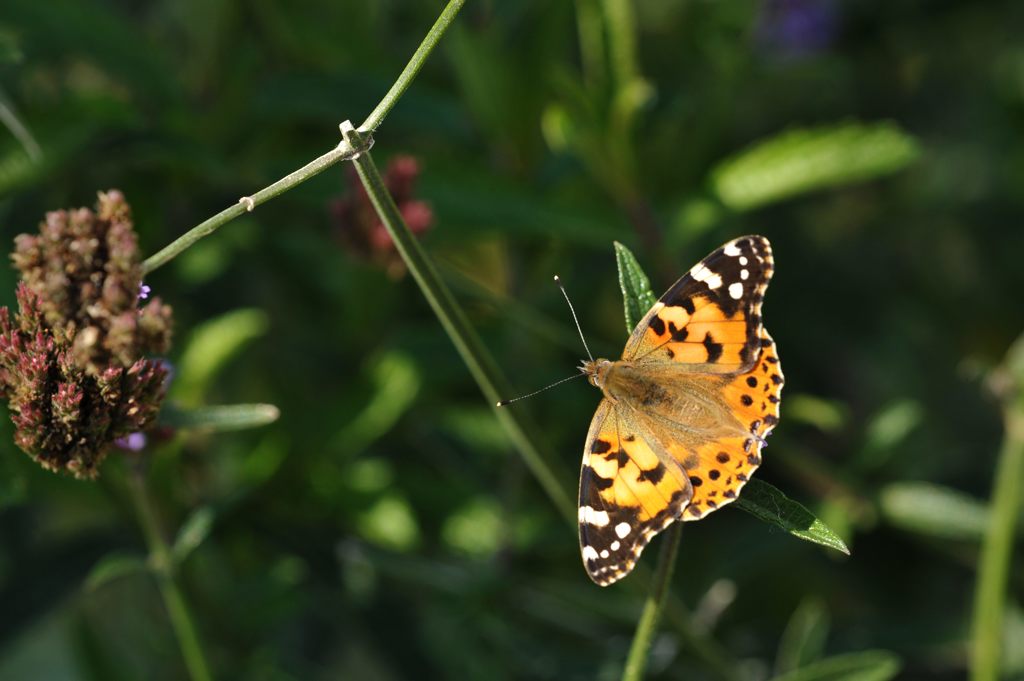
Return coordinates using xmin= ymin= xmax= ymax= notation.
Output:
xmin=703 ymin=332 xmax=723 ymax=362
xmin=637 ymin=463 xmax=666 ymax=485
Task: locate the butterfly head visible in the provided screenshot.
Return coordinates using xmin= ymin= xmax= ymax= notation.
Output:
xmin=580 ymin=358 xmax=613 ymax=388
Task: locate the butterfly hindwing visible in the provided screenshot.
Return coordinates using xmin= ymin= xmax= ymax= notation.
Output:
xmin=624 ymin=235 xmax=774 ymax=372
xmin=578 ymin=400 xmax=692 ymax=586
xmin=678 ymin=328 xmax=782 ymax=520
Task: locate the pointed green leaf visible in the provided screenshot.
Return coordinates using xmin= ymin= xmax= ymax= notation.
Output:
xmin=159 ymin=403 xmax=280 ymax=432
xmin=613 ymin=241 xmax=657 ymax=333
xmin=171 ymin=507 xmax=215 ymax=566
xmin=712 ymin=121 xmax=920 ymax=211
xmin=736 ymin=479 xmax=850 ymax=555
xmin=770 ymin=650 xmax=901 ymax=681
xmin=84 ymin=552 xmax=148 ymax=591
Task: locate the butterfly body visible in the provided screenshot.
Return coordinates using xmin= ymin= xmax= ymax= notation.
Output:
xmin=578 ymin=236 xmax=783 ymax=586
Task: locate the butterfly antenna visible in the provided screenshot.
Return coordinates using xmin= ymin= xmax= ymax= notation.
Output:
xmin=554 ymin=275 xmax=594 ymax=362
xmin=496 ymin=372 xmax=585 ymax=407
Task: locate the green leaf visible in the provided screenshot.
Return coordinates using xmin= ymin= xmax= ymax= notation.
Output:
xmin=776 ymin=598 xmax=831 ymax=675
xmin=357 ymin=494 xmax=421 ymax=552
xmin=735 ymin=479 xmax=850 ymax=555
xmin=329 ymin=351 xmax=421 ymax=458
xmin=172 ymin=308 xmax=269 ymax=404
xmin=785 ymin=394 xmax=848 ymax=433
xmin=159 ymin=403 xmax=280 ymax=432
xmin=84 ymin=552 xmax=148 ymax=591
xmin=613 ymin=241 xmax=657 ymax=332
xmin=171 ymin=507 xmax=215 ymax=566
xmin=858 ymin=399 xmax=923 ymax=470
xmin=878 ymin=482 xmax=991 ymax=540
xmin=770 ymin=650 xmax=901 ymax=681
xmin=711 ymin=121 xmax=921 ymax=211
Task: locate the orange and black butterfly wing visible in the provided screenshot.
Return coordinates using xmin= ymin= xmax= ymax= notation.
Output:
xmin=625 ymin=234 xmax=782 ymax=520
xmin=624 ymin=235 xmax=774 ymax=372
xmin=578 ymin=400 xmax=692 ymax=586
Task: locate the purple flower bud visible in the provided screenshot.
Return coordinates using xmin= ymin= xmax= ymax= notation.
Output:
xmin=139 ymin=284 xmax=151 ymax=300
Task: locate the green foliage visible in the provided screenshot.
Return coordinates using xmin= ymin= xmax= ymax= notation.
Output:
xmin=158 ymin=403 xmax=281 ymax=433
xmin=614 ymin=240 xmax=658 ymax=331
xmin=769 ymin=650 xmax=901 ymax=681
xmin=83 ymin=552 xmax=147 ymax=592
xmin=775 ymin=598 xmax=831 ymax=676
xmin=171 ymin=308 xmax=269 ymax=405
xmin=735 ymin=480 xmax=850 ymax=555
xmin=711 ymin=122 xmax=920 ymax=211
xmin=879 ymin=482 xmax=992 ymax=540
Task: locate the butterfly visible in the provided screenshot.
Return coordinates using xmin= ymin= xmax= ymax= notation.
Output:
xmin=578 ymin=235 xmax=783 ymax=585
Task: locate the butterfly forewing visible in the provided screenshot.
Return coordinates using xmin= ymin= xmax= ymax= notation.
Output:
xmin=624 ymin=235 xmax=773 ymax=372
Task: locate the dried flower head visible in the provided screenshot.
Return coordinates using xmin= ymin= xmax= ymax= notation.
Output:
xmin=0 ymin=191 xmax=172 ymax=478
xmin=11 ymin=190 xmax=172 ymax=375
xmin=333 ymin=155 xmax=433 ymax=278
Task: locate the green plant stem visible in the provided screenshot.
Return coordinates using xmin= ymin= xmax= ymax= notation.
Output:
xmin=361 ymin=0 xmax=467 ymax=132
xmin=344 ymin=126 xmax=574 ymax=520
xmin=622 ymin=524 xmax=683 ymax=681
xmin=142 ymin=0 xmax=467 ymax=275
xmin=971 ymin=399 xmax=1024 ymax=681
xmin=601 ymin=0 xmax=638 ymax=89
xmin=574 ymin=0 xmax=606 ymax=89
xmin=127 ymin=468 xmax=213 ymax=681
xmin=142 ymin=141 xmax=368 ymax=274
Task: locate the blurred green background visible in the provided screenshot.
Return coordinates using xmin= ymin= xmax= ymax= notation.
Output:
xmin=0 ymin=1 xmax=1022 ymax=679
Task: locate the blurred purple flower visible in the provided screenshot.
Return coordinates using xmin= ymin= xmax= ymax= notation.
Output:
xmin=139 ymin=284 xmax=151 ymax=300
xmin=755 ymin=0 xmax=838 ymax=58
xmin=115 ymin=431 xmax=147 ymax=452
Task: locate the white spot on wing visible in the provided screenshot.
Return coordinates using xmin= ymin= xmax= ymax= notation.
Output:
xmin=600 ymin=549 xmax=610 ymax=559
xmin=615 ymin=522 xmax=632 ymax=539
xmin=741 ymin=269 xmax=749 ymax=280
xmin=739 ymin=256 xmax=748 ymax=266
xmin=723 ymin=242 xmax=742 ymax=256
xmin=579 ymin=506 xmax=610 ymax=527
xmin=729 ymin=282 xmax=743 ymax=300
xmin=582 ymin=545 xmax=600 ymax=561
xmin=690 ymin=263 xmax=712 ymax=281
xmin=705 ymin=273 xmax=723 ymax=289
xmin=610 ymin=540 xmax=620 ymax=551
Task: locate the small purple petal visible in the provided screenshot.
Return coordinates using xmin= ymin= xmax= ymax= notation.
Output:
xmin=138 ymin=284 xmax=151 ymax=300
xmin=115 ymin=431 xmax=147 ymax=452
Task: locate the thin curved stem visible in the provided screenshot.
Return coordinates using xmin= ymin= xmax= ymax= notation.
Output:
xmin=142 ymin=141 xmax=369 ymax=274
xmin=142 ymin=0 xmax=468 ymax=275
xmin=126 ymin=467 xmax=213 ymax=681
xmin=360 ymin=0 xmax=467 ymax=132
xmin=621 ymin=524 xmax=683 ymax=681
